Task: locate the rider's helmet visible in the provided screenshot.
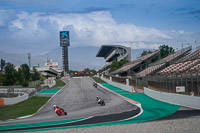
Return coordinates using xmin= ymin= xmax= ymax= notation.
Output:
xmin=96 ymin=96 xmax=99 ymax=99
xmin=53 ymin=105 xmax=57 ymax=109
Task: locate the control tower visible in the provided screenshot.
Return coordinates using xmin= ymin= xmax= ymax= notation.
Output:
xmin=60 ymin=31 xmax=70 ymax=72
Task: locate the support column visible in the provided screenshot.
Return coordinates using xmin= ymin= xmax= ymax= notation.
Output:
xmin=62 ymin=46 xmax=69 ymax=72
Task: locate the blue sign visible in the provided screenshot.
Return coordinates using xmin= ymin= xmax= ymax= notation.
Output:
xmin=60 ymin=31 xmax=69 ymax=39
xmin=60 ymin=31 xmax=70 ymax=46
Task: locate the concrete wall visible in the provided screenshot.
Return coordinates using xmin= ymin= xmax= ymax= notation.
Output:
xmin=144 ymin=87 xmax=200 ymax=110
xmin=44 ymin=77 xmax=56 ymax=88
xmin=3 ymin=94 xmax=29 ymax=105
xmin=0 ymin=88 xmax=35 ymax=94
xmin=101 ymin=77 xmax=135 ymax=93
xmin=29 ymin=80 xmax=41 ymax=87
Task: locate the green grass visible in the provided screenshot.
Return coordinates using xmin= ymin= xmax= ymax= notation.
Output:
xmin=0 ymin=96 xmax=50 ymax=120
xmin=92 ymin=77 xmax=106 ymax=83
xmin=50 ymin=79 xmax=66 ymax=89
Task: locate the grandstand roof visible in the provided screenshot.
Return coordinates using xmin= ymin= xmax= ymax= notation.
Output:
xmin=96 ymin=45 xmax=131 ymax=62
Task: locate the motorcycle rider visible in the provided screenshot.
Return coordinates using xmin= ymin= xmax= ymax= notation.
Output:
xmin=96 ymin=96 xmax=101 ymax=102
xmin=96 ymin=96 xmax=105 ymax=105
xmin=53 ymin=105 xmax=66 ymax=115
xmin=96 ymin=96 xmax=102 ymax=103
xmin=93 ymin=82 xmax=97 ymax=88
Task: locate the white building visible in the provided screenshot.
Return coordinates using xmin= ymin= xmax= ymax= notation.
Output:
xmin=36 ymin=59 xmax=62 ymax=77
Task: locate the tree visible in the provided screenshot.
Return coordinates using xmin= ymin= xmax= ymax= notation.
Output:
xmin=159 ymin=45 xmax=175 ymax=59
xmin=83 ymin=68 xmax=90 ymax=72
xmin=31 ymin=67 xmax=40 ymax=81
xmin=16 ymin=68 xmax=23 ymax=85
xmin=0 ymin=72 xmax=5 ymax=86
xmin=4 ymin=62 xmax=17 ymax=86
xmin=141 ymin=50 xmax=153 ymax=57
xmin=20 ymin=64 xmax=30 ymax=80
xmin=15 ymin=64 xmax=31 ymax=87
xmin=0 ymin=58 xmax=5 ymax=71
xmin=109 ymin=59 xmax=129 ymax=72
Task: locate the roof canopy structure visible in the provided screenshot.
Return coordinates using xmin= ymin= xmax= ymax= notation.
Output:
xmin=96 ymin=45 xmax=131 ymax=62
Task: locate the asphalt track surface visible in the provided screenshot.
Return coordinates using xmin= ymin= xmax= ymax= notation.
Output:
xmin=0 ymin=77 xmax=139 ymax=132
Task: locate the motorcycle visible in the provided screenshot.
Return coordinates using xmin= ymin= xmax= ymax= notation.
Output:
xmin=96 ymin=97 xmax=105 ymax=106
xmin=93 ymin=82 xmax=97 ymax=88
xmin=54 ymin=106 xmax=67 ymax=116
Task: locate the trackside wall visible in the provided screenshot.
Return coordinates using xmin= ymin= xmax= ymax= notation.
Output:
xmin=144 ymin=87 xmax=200 ymax=109
xmin=101 ymin=76 xmax=136 ymax=93
xmin=3 ymin=94 xmax=29 ymax=105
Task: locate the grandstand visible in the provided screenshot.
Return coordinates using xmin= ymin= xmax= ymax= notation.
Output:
xmin=99 ymin=45 xmax=200 ymax=96
xmin=111 ymin=50 xmax=160 ymax=76
xmin=157 ymin=47 xmax=200 ymax=75
xmin=146 ymin=46 xmax=200 ymax=96
xmin=96 ymin=45 xmax=131 ymax=73
xmin=177 ymin=47 xmax=200 ymax=62
xmin=137 ymin=46 xmax=192 ymax=77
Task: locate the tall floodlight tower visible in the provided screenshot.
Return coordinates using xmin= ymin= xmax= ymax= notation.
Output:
xmin=60 ymin=31 xmax=70 ymax=74
xmin=28 ymin=53 xmax=31 ymax=68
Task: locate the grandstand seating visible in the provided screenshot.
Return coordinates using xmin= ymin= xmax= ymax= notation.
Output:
xmin=178 ymin=48 xmax=200 ymax=62
xmin=158 ymin=59 xmax=200 ymax=75
xmin=156 ymin=47 xmax=200 ymax=75
xmin=112 ymin=50 xmax=160 ymax=74
xmin=137 ymin=63 xmax=165 ymax=77
xmin=113 ymin=61 xmax=141 ymax=74
xmin=155 ymin=46 xmax=191 ymax=65
xmin=136 ymin=47 xmax=191 ymax=77
xmin=186 ymin=61 xmax=200 ymax=73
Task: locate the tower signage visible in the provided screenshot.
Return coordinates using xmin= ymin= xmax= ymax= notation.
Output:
xmin=60 ymin=31 xmax=70 ymax=46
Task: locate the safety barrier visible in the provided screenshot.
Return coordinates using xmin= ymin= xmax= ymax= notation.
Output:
xmin=0 ymin=87 xmax=46 ymax=106
xmin=0 ymin=94 xmax=29 ymax=106
xmin=101 ymin=76 xmax=136 ymax=93
xmin=144 ymin=87 xmax=200 ymax=109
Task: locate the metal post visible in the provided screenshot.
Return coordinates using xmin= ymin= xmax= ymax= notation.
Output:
xmin=198 ymin=71 xmax=200 ymax=96
xmin=28 ymin=53 xmax=31 ymax=68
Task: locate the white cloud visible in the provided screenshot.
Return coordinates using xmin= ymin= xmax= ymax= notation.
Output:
xmin=0 ymin=9 xmax=17 ymax=27
xmin=0 ymin=10 xmax=200 ymax=54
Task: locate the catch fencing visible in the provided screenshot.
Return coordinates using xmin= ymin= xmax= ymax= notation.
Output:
xmin=102 ymin=73 xmax=200 ymax=96
xmin=147 ymin=74 xmax=200 ymax=96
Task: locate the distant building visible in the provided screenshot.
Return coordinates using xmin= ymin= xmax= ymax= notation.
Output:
xmin=36 ymin=59 xmax=62 ymax=77
xmin=14 ymin=66 xmax=20 ymax=71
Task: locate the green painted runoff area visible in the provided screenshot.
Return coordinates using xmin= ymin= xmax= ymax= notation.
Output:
xmin=39 ymin=89 xmax=61 ymax=94
xmin=1 ymin=83 xmax=180 ymax=132
xmin=99 ymin=83 xmax=180 ymax=123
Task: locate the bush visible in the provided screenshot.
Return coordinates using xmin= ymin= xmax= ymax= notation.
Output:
xmin=22 ymin=80 xmax=29 ymax=87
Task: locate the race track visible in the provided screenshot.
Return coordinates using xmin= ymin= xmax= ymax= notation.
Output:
xmin=0 ymin=77 xmax=139 ymax=132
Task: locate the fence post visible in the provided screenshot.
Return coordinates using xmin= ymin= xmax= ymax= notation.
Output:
xmin=126 ymin=78 xmax=129 ymax=86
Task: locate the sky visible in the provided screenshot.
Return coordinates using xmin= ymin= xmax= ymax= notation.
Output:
xmin=0 ymin=0 xmax=200 ymax=56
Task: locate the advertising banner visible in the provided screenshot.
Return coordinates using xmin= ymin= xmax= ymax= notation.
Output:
xmin=0 ymin=89 xmax=8 ymax=94
xmin=176 ymin=86 xmax=185 ymax=92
